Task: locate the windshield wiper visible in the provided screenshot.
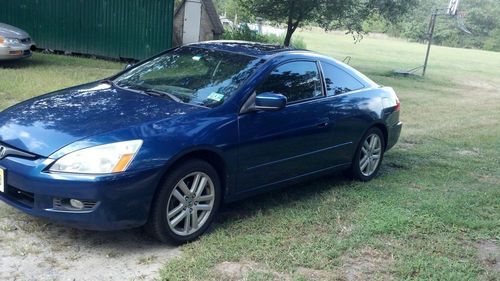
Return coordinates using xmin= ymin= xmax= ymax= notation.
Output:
xmin=142 ymin=89 xmax=184 ymax=103
xmin=101 ymin=79 xmax=116 ymax=87
xmin=109 ymin=82 xmax=184 ymax=104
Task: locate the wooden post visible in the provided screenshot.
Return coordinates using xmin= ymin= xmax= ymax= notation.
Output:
xmin=422 ymin=9 xmax=438 ymax=77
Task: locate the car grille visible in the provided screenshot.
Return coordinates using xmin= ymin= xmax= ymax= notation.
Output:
xmin=0 ymin=142 xmax=37 ymax=160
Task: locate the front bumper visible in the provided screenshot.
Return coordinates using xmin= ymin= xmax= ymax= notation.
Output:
xmin=0 ymin=156 xmax=163 ymax=230
xmin=0 ymin=44 xmax=33 ymax=61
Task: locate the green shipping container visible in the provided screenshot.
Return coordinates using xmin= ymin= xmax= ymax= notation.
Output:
xmin=0 ymin=0 xmax=174 ymax=60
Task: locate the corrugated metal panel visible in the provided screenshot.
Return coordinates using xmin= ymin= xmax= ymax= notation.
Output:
xmin=0 ymin=0 xmax=174 ymax=60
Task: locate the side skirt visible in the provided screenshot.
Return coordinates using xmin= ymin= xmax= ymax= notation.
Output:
xmin=224 ymin=162 xmax=351 ymax=203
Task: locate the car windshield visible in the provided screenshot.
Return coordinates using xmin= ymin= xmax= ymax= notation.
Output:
xmin=113 ymin=47 xmax=263 ymax=108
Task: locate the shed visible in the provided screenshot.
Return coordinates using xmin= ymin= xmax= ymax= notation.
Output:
xmin=174 ymin=0 xmax=224 ymax=46
xmin=0 ymin=0 xmax=175 ymax=60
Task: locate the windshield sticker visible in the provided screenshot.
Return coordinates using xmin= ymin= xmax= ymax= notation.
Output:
xmin=207 ymin=92 xmax=224 ymax=102
xmin=192 ymin=55 xmax=204 ymax=61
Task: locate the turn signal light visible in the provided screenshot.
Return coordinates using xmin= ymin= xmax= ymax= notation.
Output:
xmin=395 ymin=96 xmax=401 ymax=112
xmin=111 ymin=153 xmax=134 ymax=173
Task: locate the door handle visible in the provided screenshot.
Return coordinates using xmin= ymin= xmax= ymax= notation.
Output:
xmin=317 ymin=121 xmax=329 ymax=128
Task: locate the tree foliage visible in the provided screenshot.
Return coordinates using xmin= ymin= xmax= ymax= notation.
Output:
xmin=222 ymin=24 xmax=307 ymax=48
xmin=214 ymin=0 xmax=253 ymax=23
xmin=235 ymin=0 xmax=418 ymax=46
xmin=364 ymin=0 xmax=500 ymax=51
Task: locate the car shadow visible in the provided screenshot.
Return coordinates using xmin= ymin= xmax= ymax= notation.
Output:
xmin=0 ymin=54 xmax=56 ymax=69
xmin=0 ymin=52 xmax=69 ymax=69
xmin=2 ymin=209 xmax=175 ymax=250
xmin=2 ymin=172 xmax=352 ymax=250
xmin=216 ymin=172 xmax=353 ymax=225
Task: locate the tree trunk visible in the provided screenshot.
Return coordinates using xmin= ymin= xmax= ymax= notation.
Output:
xmin=284 ymin=20 xmax=299 ymax=47
xmin=284 ymin=28 xmax=294 ymax=47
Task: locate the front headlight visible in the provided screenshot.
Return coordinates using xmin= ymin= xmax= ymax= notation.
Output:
xmin=0 ymin=37 xmax=21 ymax=45
xmin=49 ymin=140 xmax=143 ymax=174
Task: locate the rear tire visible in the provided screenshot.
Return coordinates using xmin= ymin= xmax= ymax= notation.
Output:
xmin=145 ymin=159 xmax=221 ymax=244
xmin=349 ymin=127 xmax=385 ymax=181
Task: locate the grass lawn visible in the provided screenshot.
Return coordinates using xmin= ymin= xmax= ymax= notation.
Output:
xmin=1 ymin=30 xmax=499 ymax=280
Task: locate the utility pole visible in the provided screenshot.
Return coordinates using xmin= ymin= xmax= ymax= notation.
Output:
xmin=422 ymin=9 xmax=438 ymax=77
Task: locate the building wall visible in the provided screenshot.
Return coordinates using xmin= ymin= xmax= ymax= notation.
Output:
xmin=200 ymin=2 xmax=219 ymax=41
xmin=173 ymin=5 xmax=186 ymax=46
xmin=173 ymin=0 xmax=221 ymax=46
xmin=0 ymin=0 xmax=175 ymax=60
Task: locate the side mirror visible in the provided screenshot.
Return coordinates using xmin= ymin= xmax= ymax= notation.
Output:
xmin=124 ymin=63 xmax=134 ymax=70
xmin=254 ymin=92 xmax=287 ymax=111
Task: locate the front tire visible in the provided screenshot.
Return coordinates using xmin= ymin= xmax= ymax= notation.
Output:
xmin=350 ymin=127 xmax=385 ymax=181
xmin=146 ymin=159 xmax=221 ymax=243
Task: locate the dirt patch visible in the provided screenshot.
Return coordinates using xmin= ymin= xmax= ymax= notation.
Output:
xmin=474 ymin=240 xmax=500 ymax=272
xmin=456 ymin=148 xmax=481 ymax=157
xmin=213 ymin=261 xmax=336 ymax=281
xmin=398 ymin=142 xmax=416 ymax=151
xmin=296 ymin=267 xmax=334 ymax=280
xmin=473 ymin=173 xmax=500 ymax=185
xmin=397 ymin=138 xmax=425 ymax=151
xmin=0 ymin=203 xmax=181 ymax=281
xmin=385 ymin=162 xmax=408 ymax=170
xmin=341 ymin=247 xmax=394 ymax=281
xmin=453 ymin=78 xmax=497 ymax=92
xmin=409 ymin=183 xmax=426 ymax=190
xmin=213 ymin=261 xmax=283 ymax=280
xmin=213 ymin=248 xmax=394 ymax=281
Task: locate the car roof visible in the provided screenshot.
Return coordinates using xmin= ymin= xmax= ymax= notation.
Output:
xmin=186 ymin=40 xmax=307 ymax=57
xmin=184 ymin=40 xmax=379 ymax=88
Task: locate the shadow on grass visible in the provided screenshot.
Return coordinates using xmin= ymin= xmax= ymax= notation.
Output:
xmin=0 ymin=56 xmax=54 ymax=69
xmin=2 ymin=209 xmax=174 ymax=250
xmin=217 ymin=172 xmax=353 ymax=223
xmin=2 ymin=165 xmax=400 ymax=249
xmin=3 ymin=172 xmax=355 ymax=251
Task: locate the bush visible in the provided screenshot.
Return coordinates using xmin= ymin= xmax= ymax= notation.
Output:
xmin=222 ymin=24 xmax=307 ymax=49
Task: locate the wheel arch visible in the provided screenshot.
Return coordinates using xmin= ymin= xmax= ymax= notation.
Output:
xmin=372 ymin=123 xmax=388 ymax=151
xmin=156 ymin=147 xmax=228 ymax=201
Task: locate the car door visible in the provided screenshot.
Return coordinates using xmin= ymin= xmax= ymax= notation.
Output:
xmin=319 ymin=61 xmax=371 ymax=162
xmin=236 ymin=60 xmax=343 ymax=193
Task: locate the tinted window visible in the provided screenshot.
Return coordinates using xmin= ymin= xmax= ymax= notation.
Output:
xmin=256 ymin=61 xmax=322 ymax=103
xmin=321 ymin=62 xmax=364 ymax=96
xmin=113 ymin=47 xmax=263 ymax=108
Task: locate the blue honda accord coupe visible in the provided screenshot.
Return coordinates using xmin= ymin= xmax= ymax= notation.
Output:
xmin=0 ymin=41 xmax=401 ymax=243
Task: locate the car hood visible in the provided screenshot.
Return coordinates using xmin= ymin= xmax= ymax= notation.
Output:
xmin=0 ymin=82 xmax=206 ymax=157
xmin=0 ymin=23 xmax=30 ymax=39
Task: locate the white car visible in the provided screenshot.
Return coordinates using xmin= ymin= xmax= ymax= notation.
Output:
xmin=0 ymin=22 xmax=35 ymax=61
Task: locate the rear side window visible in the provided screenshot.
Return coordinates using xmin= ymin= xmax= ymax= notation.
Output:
xmin=256 ymin=61 xmax=322 ymax=103
xmin=321 ymin=62 xmax=365 ymax=96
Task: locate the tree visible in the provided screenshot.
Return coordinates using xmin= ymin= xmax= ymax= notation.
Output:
xmin=214 ymin=0 xmax=253 ymax=24
xmin=238 ymin=0 xmax=418 ymax=46
xmin=378 ymin=0 xmax=500 ymax=51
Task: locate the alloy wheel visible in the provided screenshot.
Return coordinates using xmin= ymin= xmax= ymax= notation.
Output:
xmin=166 ymin=172 xmax=215 ymax=236
xmin=359 ymin=133 xmax=382 ymax=177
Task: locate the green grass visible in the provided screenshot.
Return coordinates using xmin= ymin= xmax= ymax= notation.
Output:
xmin=0 ymin=54 xmax=122 ymax=109
xmin=0 ymin=31 xmax=499 ymax=281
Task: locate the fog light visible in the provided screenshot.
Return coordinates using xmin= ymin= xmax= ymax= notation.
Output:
xmin=69 ymin=199 xmax=84 ymax=210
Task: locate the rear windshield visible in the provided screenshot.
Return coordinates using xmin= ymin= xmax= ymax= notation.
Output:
xmin=113 ymin=47 xmax=263 ymax=108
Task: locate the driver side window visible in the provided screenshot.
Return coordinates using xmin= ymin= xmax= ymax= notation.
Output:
xmin=256 ymin=61 xmax=323 ymax=103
